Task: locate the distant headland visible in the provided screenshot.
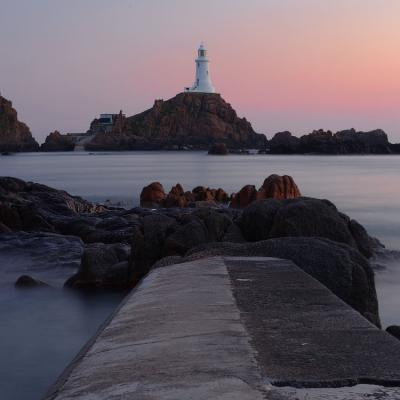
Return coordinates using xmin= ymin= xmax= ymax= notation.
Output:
xmin=1 ymin=43 xmax=400 ymax=155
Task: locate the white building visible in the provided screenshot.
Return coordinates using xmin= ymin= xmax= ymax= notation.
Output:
xmin=185 ymin=43 xmax=216 ymax=93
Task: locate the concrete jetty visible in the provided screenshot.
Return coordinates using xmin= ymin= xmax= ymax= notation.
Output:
xmin=45 ymin=257 xmax=400 ymax=400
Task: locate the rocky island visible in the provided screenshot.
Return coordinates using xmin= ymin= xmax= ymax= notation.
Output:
xmin=85 ymin=92 xmax=266 ymax=151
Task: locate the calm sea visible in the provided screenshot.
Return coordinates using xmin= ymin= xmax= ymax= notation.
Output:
xmin=1 ymin=151 xmax=400 ymax=399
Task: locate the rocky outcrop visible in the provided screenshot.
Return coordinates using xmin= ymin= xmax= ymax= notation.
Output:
xmin=140 ymin=182 xmax=166 ymax=208
xmin=41 ymin=131 xmax=75 ymax=152
xmin=1 ymin=176 xmax=384 ymax=327
xmin=0 ymin=95 xmax=39 ymax=152
xmin=239 ymin=197 xmax=380 ymax=258
xmin=230 ymin=174 xmax=301 ymax=208
xmin=269 ymin=128 xmax=394 ymax=154
xmin=140 ymin=182 xmax=229 ymax=208
xmin=0 ymin=177 xmax=105 ymax=233
xmin=86 ymin=93 xmax=266 ymax=151
xmin=65 ymin=243 xmax=131 ymax=288
xmin=140 ymin=175 xmax=299 ymax=209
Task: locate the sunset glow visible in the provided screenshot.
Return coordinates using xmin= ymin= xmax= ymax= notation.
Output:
xmin=1 ymin=0 xmax=400 ymax=142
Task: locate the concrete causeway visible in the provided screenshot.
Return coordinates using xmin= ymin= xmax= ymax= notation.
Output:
xmin=45 ymin=257 xmax=400 ymax=400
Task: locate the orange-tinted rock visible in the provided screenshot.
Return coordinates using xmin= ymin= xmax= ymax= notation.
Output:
xmin=260 ymin=174 xmax=301 ymax=199
xmin=230 ymin=185 xmax=257 ymax=209
xmin=140 ymin=182 xmax=166 ymax=208
xmin=164 ymin=183 xmax=187 ymax=208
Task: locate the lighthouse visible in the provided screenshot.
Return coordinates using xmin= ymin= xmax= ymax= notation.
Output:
xmin=185 ymin=43 xmax=216 ymax=93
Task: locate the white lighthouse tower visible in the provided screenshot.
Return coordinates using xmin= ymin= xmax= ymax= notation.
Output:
xmin=185 ymin=43 xmax=216 ymax=93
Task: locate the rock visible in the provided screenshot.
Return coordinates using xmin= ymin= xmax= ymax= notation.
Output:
xmin=230 ymin=175 xmax=300 ymax=208
xmin=230 ymin=185 xmax=257 ymax=208
xmin=269 ymin=128 xmax=395 ymax=154
xmin=41 ymin=131 xmax=75 ymax=152
xmin=140 ymin=182 xmax=166 ymax=208
xmin=0 ymin=95 xmax=39 ymax=152
xmin=0 ymin=177 xmax=105 ymax=232
xmin=15 ymin=275 xmax=49 ymax=288
xmin=185 ymin=237 xmax=380 ymax=327
xmin=131 ymin=214 xmax=177 ymax=281
xmin=239 ymin=197 xmax=376 ymax=258
xmin=164 ymin=183 xmax=187 ymax=208
xmin=269 ymin=131 xmax=300 ymax=154
xmin=386 ymin=326 xmax=400 ymax=341
xmin=86 ymin=92 xmax=266 ymax=151
xmin=163 ymin=219 xmax=209 ymax=256
xmin=65 ymin=243 xmax=131 ymax=288
xmin=208 ymin=143 xmax=228 ymax=155
xmin=258 ymin=174 xmax=301 ymax=199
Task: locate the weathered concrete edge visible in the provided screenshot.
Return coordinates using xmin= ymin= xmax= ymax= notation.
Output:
xmin=42 ymin=283 xmax=143 ymax=400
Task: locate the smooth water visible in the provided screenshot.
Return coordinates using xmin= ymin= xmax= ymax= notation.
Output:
xmin=1 ymin=151 xmax=400 ymax=399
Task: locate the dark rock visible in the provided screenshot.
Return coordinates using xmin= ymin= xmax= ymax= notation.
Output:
xmin=131 ymin=214 xmax=177 ymax=281
xmin=269 ymin=131 xmax=300 ymax=154
xmin=386 ymin=326 xmax=400 ymax=340
xmin=208 ymin=143 xmax=228 ymax=155
xmin=163 ymin=219 xmax=208 ymax=256
xmin=0 ymin=95 xmax=39 ymax=152
xmin=15 ymin=275 xmax=49 ymax=288
xmin=185 ymin=237 xmax=380 ymax=327
xmin=86 ymin=93 xmax=266 ymax=151
xmin=65 ymin=243 xmax=131 ymax=288
xmin=0 ymin=177 xmax=106 ymax=233
xmin=240 ymin=197 xmax=376 ymax=258
xmin=41 ymin=131 xmax=75 ymax=152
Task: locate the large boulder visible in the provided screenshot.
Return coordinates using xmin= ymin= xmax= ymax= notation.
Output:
xmin=130 ymin=209 xmax=237 ymax=282
xmin=65 ymin=243 xmax=131 ymax=288
xmin=230 ymin=174 xmax=301 ymax=209
xmin=184 ymin=237 xmax=380 ymax=327
xmin=259 ymin=174 xmax=301 ymax=199
xmin=140 ymin=182 xmax=166 ymax=208
xmin=239 ymin=197 xmax=379 ymax=258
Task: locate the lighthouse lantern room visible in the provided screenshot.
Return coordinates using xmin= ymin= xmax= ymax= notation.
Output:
xmin=184 ymin=43 xmax=216 ymax=93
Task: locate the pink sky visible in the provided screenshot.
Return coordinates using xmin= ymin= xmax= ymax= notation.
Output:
xmin=1 ymin=0 xmax=400 ymax=143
